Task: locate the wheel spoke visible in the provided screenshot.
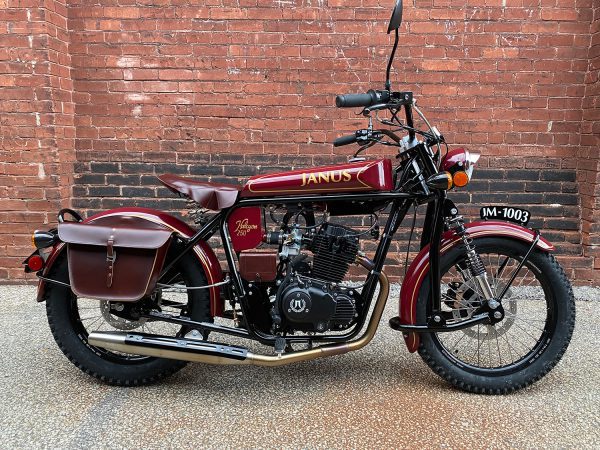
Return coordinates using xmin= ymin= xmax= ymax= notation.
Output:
xmin=85 ymin=316 xmax=103 ymax=330
xmin=506 ymin=318 xmax=542 ymax=343
xmin=80 ymin=314 xmax=102 ymax=321
xmin=476 ymin=325 xmax=482 ymax=366
xmin=432 ymin=246 xmax=553 ymax=371
xmin=494 ymin=327 xmax=502 ymax=365
xmin=487 ymin=328 xmax=493 ymax=366
xmin=505 ymin=314 xmax=546 ymax=332
xmin=448 ymin=331 xmax=469 ymax=353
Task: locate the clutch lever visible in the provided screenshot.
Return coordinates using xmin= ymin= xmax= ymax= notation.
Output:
xmin=352 ymin=140 xmax=377 ymax=160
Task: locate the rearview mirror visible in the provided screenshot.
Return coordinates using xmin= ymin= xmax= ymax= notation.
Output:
xmin=387 ymin=0 xmax=403 ymax=34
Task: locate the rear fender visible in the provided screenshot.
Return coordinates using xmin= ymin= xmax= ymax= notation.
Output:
xmin=36 ymin=207 xmax=224 ymax=317
xmin=399 ymin=220 xmax=554 ymax=352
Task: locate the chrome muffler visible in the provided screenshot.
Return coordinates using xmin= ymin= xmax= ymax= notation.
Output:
xmin=88 ymin=257 xmax=389 ymax=367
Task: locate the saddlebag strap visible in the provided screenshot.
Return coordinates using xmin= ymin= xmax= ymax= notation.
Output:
xmin=106 ymin=234 xmax=115 ymax=288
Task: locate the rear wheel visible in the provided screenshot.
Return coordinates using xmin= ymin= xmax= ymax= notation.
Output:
xmin=45 ymin=243 xmax=212 ymax=386
xmin=417 ymin=237 xmax=575 ymax=394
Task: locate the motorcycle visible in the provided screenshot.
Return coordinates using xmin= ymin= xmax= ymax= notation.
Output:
xmin=24 ymin=0 xmax=575 ymax=394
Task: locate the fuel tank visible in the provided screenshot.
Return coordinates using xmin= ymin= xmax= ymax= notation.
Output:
xmin=240 ymin=159 xmax=393 ymax=197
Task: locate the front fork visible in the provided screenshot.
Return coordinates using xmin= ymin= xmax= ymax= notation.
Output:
xmin=426 ymin=196 xmax=503 ymax=325
xmin=451 ymin=217 xmax=496 ymax=301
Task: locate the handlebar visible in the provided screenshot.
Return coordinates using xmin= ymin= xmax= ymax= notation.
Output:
xmin=333 ymin=133 xmax=359 ymax=147
xmin=332 ymin=90 xmax=420 ymax=148
xmin=335 ymin=89 xmax=391 ymax=108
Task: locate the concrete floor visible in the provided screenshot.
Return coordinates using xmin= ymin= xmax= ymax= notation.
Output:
xmin=0 ymin=285 xmax=598 ymax=449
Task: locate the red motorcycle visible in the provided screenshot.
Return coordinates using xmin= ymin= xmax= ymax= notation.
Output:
xmin=24 ymin=0 xmax=574 ymax=394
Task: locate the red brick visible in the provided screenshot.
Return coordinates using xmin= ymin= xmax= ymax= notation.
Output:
xmin=421 ymin=60 xmax=460 ymax=71
xmin=103 ymin=7 xmax=140 ymax=19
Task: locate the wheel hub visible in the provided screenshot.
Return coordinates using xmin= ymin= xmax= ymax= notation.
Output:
xmin=445 ymin=281 xmax=517 ymax=340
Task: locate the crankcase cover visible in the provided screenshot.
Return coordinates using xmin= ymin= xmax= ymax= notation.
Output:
xmin=278 ymin=276 xmax=358 ymax=332
xmin=282 ymin=285 xmax=335 ymax=330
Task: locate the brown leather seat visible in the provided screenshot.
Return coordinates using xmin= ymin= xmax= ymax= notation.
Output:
xmin=158 ymin=174 xmax=241 ymax=211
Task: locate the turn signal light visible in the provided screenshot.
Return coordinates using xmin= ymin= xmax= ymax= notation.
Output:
xmin=452 ymin=171 xmax=470 ymax=188
xmin=32 ymin=230 xmax=57 ymax=249
xmin=426 ymin=172 xmax=453 ymax=190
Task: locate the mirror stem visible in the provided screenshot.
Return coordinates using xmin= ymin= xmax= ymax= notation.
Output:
xmin=385 ymin=29 xmax=399 ymax=92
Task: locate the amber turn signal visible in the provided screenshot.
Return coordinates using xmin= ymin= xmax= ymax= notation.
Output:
xmin=452 ymin=171 xmax=470 ymax=188
xmin=426 ymin=172 xmax=453 ymax=190
xmin=32 ymin=230 xmax=57 ymax=249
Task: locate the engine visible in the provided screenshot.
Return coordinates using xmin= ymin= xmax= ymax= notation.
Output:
xmin=309 ymin=223 xmax=359 ymax=283
xmin=272 ymin=222 xmax=364 ymax=333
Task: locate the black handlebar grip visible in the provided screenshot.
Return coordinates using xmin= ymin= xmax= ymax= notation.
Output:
xmin=335 ymin=92 xmax=374 ymax=108
xmin=335 ymin=89 xmax=391 ymax=108
xmin=333 ymin=133 xmax=358 ymax=147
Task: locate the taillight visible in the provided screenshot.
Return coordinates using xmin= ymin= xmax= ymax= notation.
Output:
xmin=26 ymin=255 xmax=44 ymax=272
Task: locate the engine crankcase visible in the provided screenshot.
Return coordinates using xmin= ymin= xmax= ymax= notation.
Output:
xmin=278 ymin=275 xmax=359 ymax=332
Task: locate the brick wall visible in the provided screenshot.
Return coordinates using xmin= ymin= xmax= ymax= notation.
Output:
xmin=0 ymin=0 xmax=74 ymax=280
xmin=578 ymin=2 xmax=600 ymax=279
xmin=1 ymin=0 xmax=598 ymax=284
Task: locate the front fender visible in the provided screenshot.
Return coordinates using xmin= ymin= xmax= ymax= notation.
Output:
xmin=37 ymin=207 xmax=224 ymax=317
xmin=399 ymin=220 xmax=554 ymax=352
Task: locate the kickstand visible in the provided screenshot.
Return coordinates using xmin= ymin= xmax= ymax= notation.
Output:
xmin=274 ymin=337 xmax=286 ymax=355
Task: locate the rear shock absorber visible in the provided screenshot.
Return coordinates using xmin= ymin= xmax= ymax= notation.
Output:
xmin=447 ymin=215 xmax=497 ymax=305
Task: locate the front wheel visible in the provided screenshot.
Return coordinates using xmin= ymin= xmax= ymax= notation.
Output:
xmin=416 ymin=237 xmax=575 ymax=394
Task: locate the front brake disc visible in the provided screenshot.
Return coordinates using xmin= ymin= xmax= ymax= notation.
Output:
xmin=460 ymin=282 xmax=517 ymax=341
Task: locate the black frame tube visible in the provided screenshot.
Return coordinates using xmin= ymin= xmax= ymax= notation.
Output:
xmin=404 ymin=104 xmax=415 ymax=141
xmin=142 ymin=311 xmax=251 ymax=339
xmin=158 ymin=212 xmax=223 ymax=281
xmin=154 ymin=158 xmax=443 ymax=346
xmin=220 ymin=194 xmax=415 ymax=345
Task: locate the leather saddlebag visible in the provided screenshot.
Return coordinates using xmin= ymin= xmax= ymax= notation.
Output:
xmin=58 ymin=222 xmax=173 ymax=302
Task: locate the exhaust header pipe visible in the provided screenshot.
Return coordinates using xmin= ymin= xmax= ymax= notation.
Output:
xmin=89 ymin=257 xmax=389 ymax=367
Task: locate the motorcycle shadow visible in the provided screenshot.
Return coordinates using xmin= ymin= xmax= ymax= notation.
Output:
xmin=160 ymin=339 xmax=443 ymax=398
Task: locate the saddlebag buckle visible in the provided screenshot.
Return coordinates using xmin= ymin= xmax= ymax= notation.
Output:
xmin=106 ymin=235 xmax=116 ymax=288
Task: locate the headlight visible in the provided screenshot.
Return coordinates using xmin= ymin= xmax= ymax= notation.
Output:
xmin=464 ymin=149 xmax=480 ymax=180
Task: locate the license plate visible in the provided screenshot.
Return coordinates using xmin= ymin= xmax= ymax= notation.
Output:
xmin=480 ymin=206 xmax=531 ymax=226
